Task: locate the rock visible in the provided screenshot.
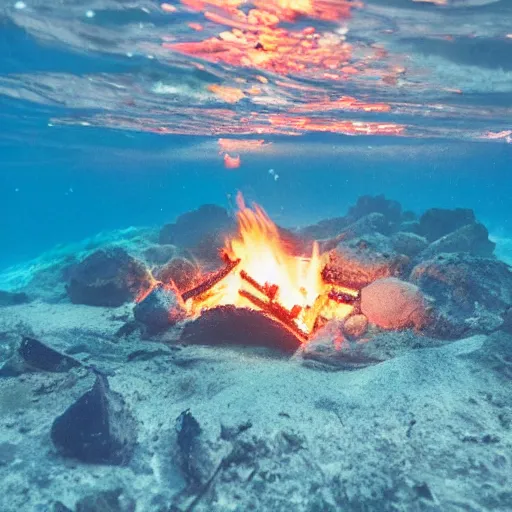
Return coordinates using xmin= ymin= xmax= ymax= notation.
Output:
xmin=419 ymin=208 xmax=476 ymax=242
xmin=75 ymin=489 xmax=136 ymax=512
xmin=342 ymin=314 xmax=368 ymax=338
xmin=143 ymin=244 xmax=176 ymax=265
xmin=154 ymin=257 xmax=201 ymax=292
xmin=298 ymin=217 xmax=349 ymax=241
xmin=179 ymin=306 xmax=303 ymax=352
xmin=347 ymin=195 xmax=402 ymax=224
xmin=342 ymin=213 xmax=392 ymax=239
xmin=323 ymin=240 xmax=408 ymax=289
xmin=420 ymin=223 xmax=495 ymax=259
xmin=18 ymin=336 xmax=82 ymax=372
xmin=410 ymin=254 xmax=512 ymax=337
xmin=133 ymin=283 xmax=186 ymax=334
xmin=399 ymin=221 xmax=421 ymax=235
xmin=159 ymin=204 xmax=236 ymax=262
xmin=67 ymin=248 xmax=152 ymax=307
xmin=300 ymin=321 xmax=383 ymax=371
xmin=0 ymin=290 xmax=29 ymax=306
xmin=361 ymin=278 xmax=427 ymax=330
xmin=0 ymin=336 xmax=82 ymax=377
xmin=51 ymin=374 xmax=137 ymax=465
xmin=391 ymin=232 xmax=428 ymax=258
xmin=175 ymin=409 xmax=203 ymax=488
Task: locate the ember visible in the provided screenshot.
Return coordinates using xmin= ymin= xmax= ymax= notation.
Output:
xmin=180 ymin=193 xmax=358 ymax=340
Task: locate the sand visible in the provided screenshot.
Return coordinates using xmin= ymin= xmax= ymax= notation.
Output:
xmin=1 ymin=298 xmax=511 ymax=511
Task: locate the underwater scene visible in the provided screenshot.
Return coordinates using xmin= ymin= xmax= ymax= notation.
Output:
xmin=1 ymin=0 xmax=512 ymax=511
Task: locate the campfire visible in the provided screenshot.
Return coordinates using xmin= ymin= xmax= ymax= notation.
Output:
xmin=179 ymin=193 xmax=359 ymax=342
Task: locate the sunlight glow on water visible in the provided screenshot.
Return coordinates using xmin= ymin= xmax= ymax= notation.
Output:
xmin=1 ymin=0 xmax=511 ymax=150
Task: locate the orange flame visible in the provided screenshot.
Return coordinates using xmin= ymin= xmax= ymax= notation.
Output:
xmin=186 ymin=193 xmax=355 ymax=336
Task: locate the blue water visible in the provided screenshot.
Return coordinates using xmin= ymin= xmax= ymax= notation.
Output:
xmin=1 ymin=0 xmax=512 ymax=269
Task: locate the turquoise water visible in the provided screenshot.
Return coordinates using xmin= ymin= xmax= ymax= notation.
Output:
xmin=1 ymin=0 xmax=511 ymax=264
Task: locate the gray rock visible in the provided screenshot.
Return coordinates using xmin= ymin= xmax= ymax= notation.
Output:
xmin=342 ymin=213 xmax=392 ymax=239
xmin=391 ymin=232 xmax=428 ymax=258
xmin=399 ymin=220 xmax=421 ymax=234
xmin=51 ymin=374 xmax=137 ymax=465
xmin=347 ymin=194 xmax=402 ymax=224
xmin=133 ymin=283 xmax=186 ymax=334
xmin=420 ymin=223 xmax=495 ymax=259
xmin=159 ymin=204 xmax=236 ymax=262
xmin=411 ymin=254 xmax=512 ymax=337
xmin=0 ymin=336 xmax=82 ymax=377
xmin=0 ymin=290 xmax=29 ymax=307
xmin=67 ymin=248 xmax=152 ymax=307
xmin=419 ymin=208 xmax=476 ymax=242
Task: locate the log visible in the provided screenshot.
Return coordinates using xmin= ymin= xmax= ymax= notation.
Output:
xmin=182 ymin=257 xmax=240 ymax=302
xmin=238 ymin=289 xmax=308 ymax=342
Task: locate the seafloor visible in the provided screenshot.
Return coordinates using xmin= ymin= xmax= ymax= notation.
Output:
xmin=0 ymin=196 xmax=511 ymax=512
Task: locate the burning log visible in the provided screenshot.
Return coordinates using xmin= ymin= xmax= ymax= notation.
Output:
xmin=182 ymin=257 xmax=240 ymax=302
xmin=240 ymin=270 xmax=278 ymax=300
xmin=238 ymin=289 xmax=308 ymax=342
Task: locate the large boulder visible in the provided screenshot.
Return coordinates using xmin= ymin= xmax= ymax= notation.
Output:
xmin=420 ymin=223 xmax=495 ymax=259
xmin=67 ymin=248 xmax=152 ymax=307
xmin=159 ymin=205 xmax=236 ymax=262
xmin=347 ymin=194 xmax=402 ymax=224
xmin=418 ymin=208 xmax=476 ymax=242
xmin=410 ymin=254 xmax=512 ymax=337
xmin=360 ymin=278 xmax=428 ymax=330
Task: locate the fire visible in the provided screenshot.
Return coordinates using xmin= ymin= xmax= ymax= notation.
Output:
xmin=185 ymin=193 xmax=356 ymax=339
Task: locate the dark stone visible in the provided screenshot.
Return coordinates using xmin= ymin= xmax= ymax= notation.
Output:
xmin=347 ymin=195 xmax=402 ymax=224
xmin=466 ymin=332 xmax=512 ymax=380
xmin=133 ymin=284 xmax=186 ymax=334
xmin=154 ymin=258 xmax=201 ymax=292
xmin=391 ymin=232 xmax=428 ymax=258
xmin=18 ymin=336 xmax=82 ymax=372
xmin=342 ymin=213 xmax=392 ymax=239
xmin=0 ymin=290 xmax=29 ymax=306
xmin=419 ymin=208 xmax=476 ymax=242
xmin=420 ymin=223 xmax=495 ymax=259
xmin=0 ymin=336 xmax=82 ymax=377
xmin=411 ymin=254 xmax=512 ymax=337
xmin=176 ymin=409 xmax=202 ymax=487
xmin=75 ymin=489 xmax=136 ymax=512
xmin=179 ymin=306 xmax=302 ymax=353
xmin=51 ymin=374 xmax=137 ymax=465
xmin=159 ymin=205 xmax=236 ymax=262
xmin=67 ymin=248 xmax=152 ymax=307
